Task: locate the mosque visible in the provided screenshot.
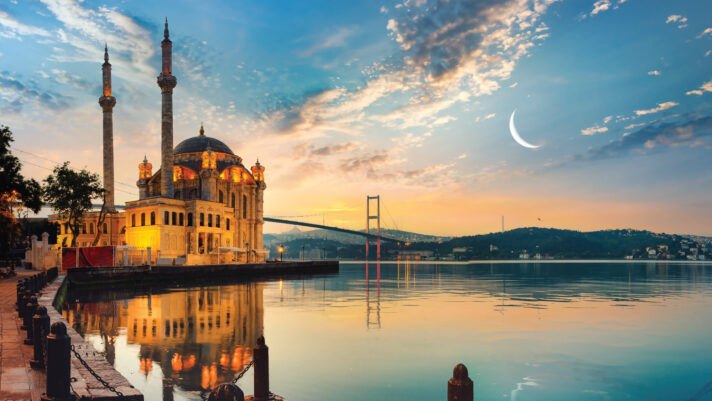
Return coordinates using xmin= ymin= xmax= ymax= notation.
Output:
xmin=51 ymin=20 xmax=267 ymax=265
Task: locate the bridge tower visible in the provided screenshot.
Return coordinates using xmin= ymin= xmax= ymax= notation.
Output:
xmin=366 ymin=195 xmax=381 ymax=260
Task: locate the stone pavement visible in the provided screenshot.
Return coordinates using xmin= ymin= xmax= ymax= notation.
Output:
xmin=1 ymin=270 xmax=143 ymax=401
xmin=0 ymin=268 xmax=45 ymax=401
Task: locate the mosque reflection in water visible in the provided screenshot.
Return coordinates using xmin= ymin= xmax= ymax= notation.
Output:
xmin=62 ymin=283 xmax=263 ymax=394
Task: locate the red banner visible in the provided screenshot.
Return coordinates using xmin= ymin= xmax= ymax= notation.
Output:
xmin=62 ymin=246 xmax=114 ymax=269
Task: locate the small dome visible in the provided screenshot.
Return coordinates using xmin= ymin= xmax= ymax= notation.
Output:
xmin=174 ymin=135 xmax=234 ymax=155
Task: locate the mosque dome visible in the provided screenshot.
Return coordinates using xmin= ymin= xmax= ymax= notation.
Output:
xmin=173 ymin=125 xmax=234 ymax=155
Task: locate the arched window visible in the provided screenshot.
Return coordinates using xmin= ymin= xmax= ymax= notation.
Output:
xmin=89 ymin=223 xmax=94 ymax=234
xmin=103 ymin=223 xmax=108 ymax=234
xmin=172 ymin=212 xmax=177 ymax=225
xmin=216 ymin=215 xmax=221 ymax=228
xmin=187 ymin=213 xmax=193 ymax=227
xmin=179 ymin=213 xmax=184 ymax=226
xmin=82 ymin=223 xmax=86 ymax=234
xmin=242 ymin=195 xmax=247 ymax=219
xmin=200 ymin=213 xmax=205 ymax=226
xmin=141 ymin=213 xmax=146 ymax=226
xmin=164 ymin=211 xmax=170 ymax=225
xmin=131 ymin=214 xmax=136 ymax=227
xmin=150 ymin=212 xmax=156 ymax=225
xmin=226 ymin=218 xmax=230 ymax=231
xmin=231 ymin=193 xmax=235 ymax=208
xmin=219 ymin=190 xmax=224 ymax=204
xmin=208 ymin=214 xmax=213 ymax=227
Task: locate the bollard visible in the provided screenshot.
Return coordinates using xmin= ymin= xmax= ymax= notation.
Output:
xmin=253 ymin=336 xmax=269 ymax=401
xmin=31 ymin=306 xmax=50 ymax=369
xmin=16 ymin=279 xmax=25 ymax=310
xmin=19 ymin=290 xmax=31 ymax=329
xmin=207 ymin=383 xmax=244 ymax=401
xmin=24 ymin=296 xmax=38 ymax=344
xmin=42 ymin=322 xmax=74 ymax=401
xmin=447 ymin=363 xmax=473 ymax=401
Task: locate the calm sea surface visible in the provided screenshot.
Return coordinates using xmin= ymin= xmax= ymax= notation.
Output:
xmin=63 ymin=262 xmax=712 ymax=401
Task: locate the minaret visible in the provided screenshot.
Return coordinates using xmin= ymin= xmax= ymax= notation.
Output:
xmin=157 ymin=18 xmax=177 ymax=198
xmin=99 ymin=44 xmax=117 ymax=211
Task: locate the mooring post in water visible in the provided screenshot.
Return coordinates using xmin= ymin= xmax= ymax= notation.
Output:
xmin=24 ymin=296 xmax=38 ymax=344
xmin=42 ymin=322 xmax=73 ymax=401
xmin=448 ymin=363 xmax=473 ymax=401
xmin=207 ymin=383 xmax=245 ymax=401
xmin=253 ymin=335 xmax=269 ymax=401
xmin=31 ymin=306 xmax=50 ymax=369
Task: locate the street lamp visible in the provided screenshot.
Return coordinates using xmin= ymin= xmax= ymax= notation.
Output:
xmin=245 ymin=241 xmax=249 ymax=264
xmin=301 ymin=245 xmax=305 ymax=261
xmin=278 ymin=245 xmax=284 ymax=262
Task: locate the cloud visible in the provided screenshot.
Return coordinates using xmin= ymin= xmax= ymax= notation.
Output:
xmin=698 ymin=28 xmax=712 ymax=39
xmin=309 ymin=142 xmax=357 ymax=156
xmin=0 ymin=9 xmax=51 ymax=38
xmin=648 ymin=70 xmax=660 ymax=76
xmin=298 ymin=27 xmax=355 ymax=58
xmin=581 ymin=115 xmax=612 ymax=135
xmin=577 ymin=115 xmax=712 ymax=161
xmin=476 ymin=112 xmax=496 ymax=122
xmin=380 ymin=6 xmax=388 ymax=13
xmin=589 ymin=0 xmax=611 ymax=16
xmin=581 ymin=124 xmax=608 ymax=136
xmin=624 ymin=122 xmax=645 ymax=130
xmin=458 ymin=153 xmax=467 ymax=159
xmin=0 ymin=71 xmax=72 ymax=113
xmin=685 ymin=79 xmax=712 ymax=96
xmin=50 ymin=69 xmax=93 ymax=90
xmin=634 ymin=101 xmax=678 ymax=116
xmin=262 ymin=0 xmax=562 ymax=139
xmin=665 ymin=15 xmax=688 ymax=29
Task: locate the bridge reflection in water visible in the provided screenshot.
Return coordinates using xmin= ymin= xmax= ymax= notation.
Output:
xmin=61 ymin=283 xmax=264 ymax=399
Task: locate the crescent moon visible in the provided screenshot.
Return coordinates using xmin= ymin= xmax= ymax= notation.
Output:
xmin=509 ymin=110 xmax=540 ymax=149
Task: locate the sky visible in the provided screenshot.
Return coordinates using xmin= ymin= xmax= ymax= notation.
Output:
xmin=1 ymin=0 xmax=711 ymax=237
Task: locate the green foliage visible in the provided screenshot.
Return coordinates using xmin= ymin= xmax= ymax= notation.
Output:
xmin=0 ymin=125 xmax=44 ymax=258
xmin=43 ymin=162 xmax=104 ymax=247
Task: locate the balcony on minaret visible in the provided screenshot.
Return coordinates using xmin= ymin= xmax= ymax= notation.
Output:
xmin=251 ymin=160 xmax=265 ymax=182
xmin=139 ymin=157 xmax=153 ymax=179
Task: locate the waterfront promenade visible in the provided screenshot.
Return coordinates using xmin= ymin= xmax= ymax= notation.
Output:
xmin=0 ymin=268 xmax=43 ymax=400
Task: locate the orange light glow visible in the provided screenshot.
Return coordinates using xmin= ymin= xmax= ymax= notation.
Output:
xmin=201 ymin=366 xmax=210 ymax=389
xmin=138 ymin=160 xmax=152 ymax=179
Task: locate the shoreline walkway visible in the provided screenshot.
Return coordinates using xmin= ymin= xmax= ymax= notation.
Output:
xmin=0 ymin=268 xmax=45 ymax=401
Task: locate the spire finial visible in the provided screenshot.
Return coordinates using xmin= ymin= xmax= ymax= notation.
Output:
xmin=143 ymin=154 xmax=148 ymax=163
xmin=104 ymin=43 xmax=109 ymax=62
xmin=164 ymin=17 xmax=169 ymax=39
xmin=199 ymin=123 xmax=205 ymax=136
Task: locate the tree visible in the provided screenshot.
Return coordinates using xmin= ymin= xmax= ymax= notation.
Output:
xmin=0 ymin=125 xmax=43 ymax=259
xmin=43 ymin=162 xmax=104 ymax=247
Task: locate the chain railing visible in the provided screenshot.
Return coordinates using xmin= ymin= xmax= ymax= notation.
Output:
xmin=70 ymin=344 xmax=125 ymax=399
xmin=232 ymin=360 xmax=254 ymax=384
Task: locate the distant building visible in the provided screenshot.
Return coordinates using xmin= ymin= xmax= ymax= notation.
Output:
xmin=398 ymin=250 xmax=434 ymax=260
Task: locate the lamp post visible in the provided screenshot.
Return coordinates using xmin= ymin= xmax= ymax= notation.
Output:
xmin=278 ymin=245 xmax=284 ymax=262
xmin=301 ymin=245 xmax=305 ymax=261
xmin=245 ymin=241 xmax=249 ymax=264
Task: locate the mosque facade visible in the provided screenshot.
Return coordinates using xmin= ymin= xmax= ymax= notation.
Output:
xmin=52 ymin=20 xmax=267 ymax=265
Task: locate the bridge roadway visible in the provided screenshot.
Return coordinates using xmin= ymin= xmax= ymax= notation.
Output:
xmin=263 ymin=217 xmax=398 ymax=242
xmin=91 ymin=205 xmax=395 ymax=242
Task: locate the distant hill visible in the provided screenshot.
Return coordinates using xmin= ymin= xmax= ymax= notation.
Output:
xmin=263 ymin=227 xmax=711 ymax=261
xmin=264 ymin=227 xmax=449 ymax=246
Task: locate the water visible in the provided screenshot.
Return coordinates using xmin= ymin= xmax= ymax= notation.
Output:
xmin=62 ymin=261 xmax=712 ymax=401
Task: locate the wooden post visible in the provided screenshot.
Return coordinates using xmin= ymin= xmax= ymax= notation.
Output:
xmin=448 ymin=363 xmax=473 ymax=401
xmin=253 ymin=336 xmax=269 ymax=401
